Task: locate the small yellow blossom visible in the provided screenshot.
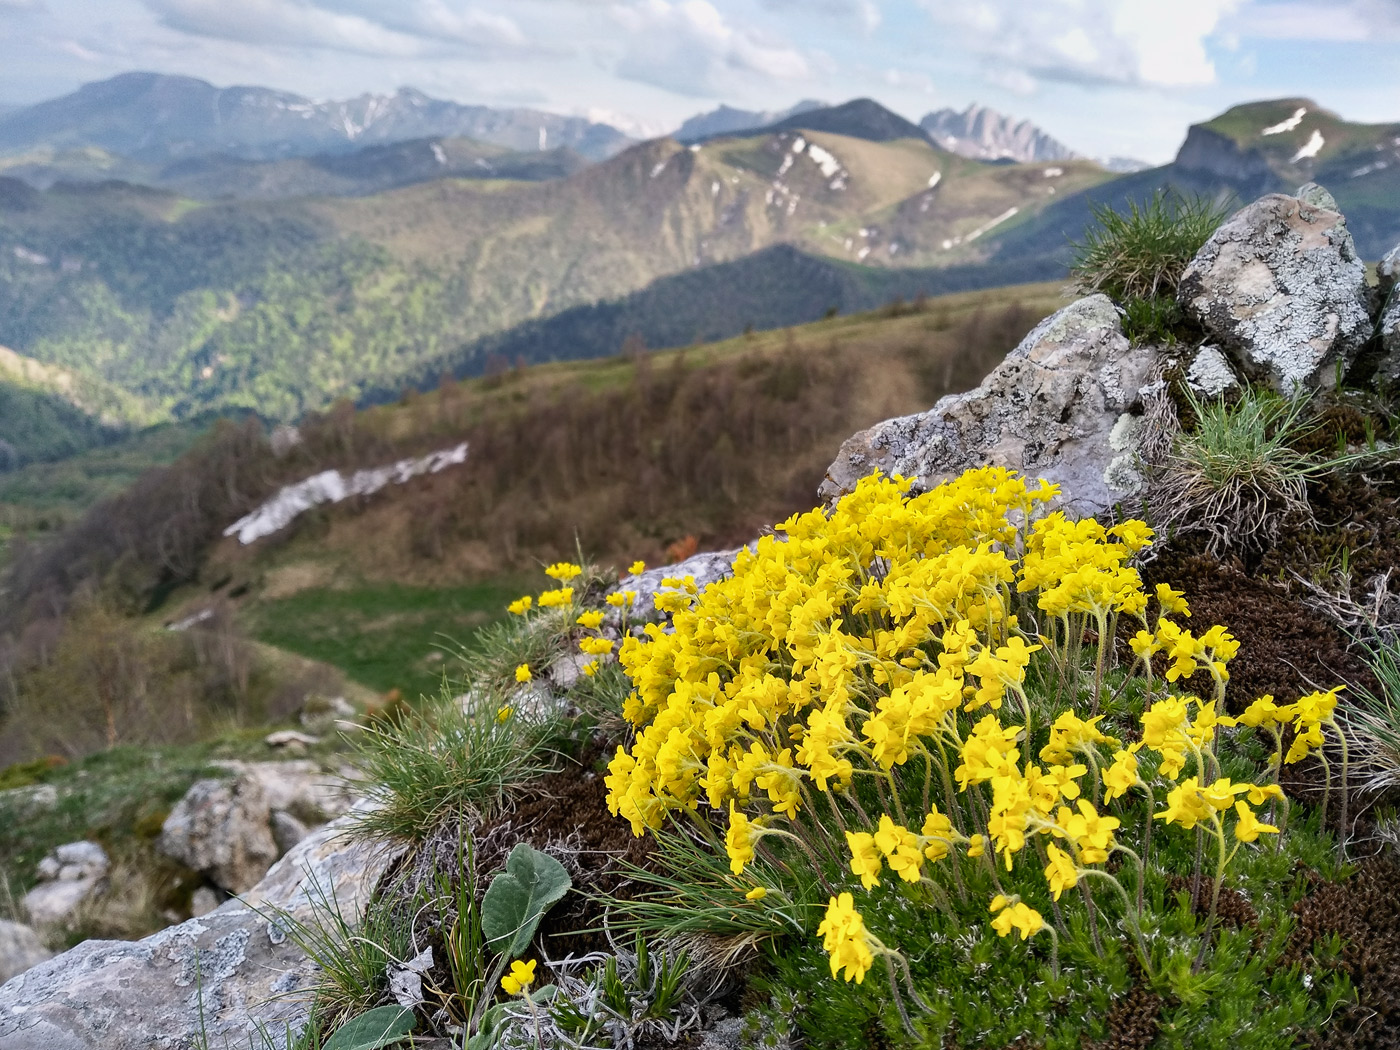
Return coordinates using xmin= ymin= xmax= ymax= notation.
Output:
xmin=817 ymin=893 xmax=875 ymax=983
xmin=576 ymin=610 xmax=605 ymax=629
xmin=745 ymin=886 xmax=768 ymax=901
xmin=545 ymin=562 xmax=583 ymax=581
xmin=1233 ymin=800 xmax=1280 ymax=843
xmin=515 ymin=664 xmax=532 ymax=683
xmin=582 ymin=660 xmax=599 ymax=677
xmin=507 ymin=596 xmax=533 ymax=616
xmin=501 ymin=959 xmax=537 ymax=996
xmin=579 ymin=637 xmax=615 ymax=656
xmin=538 ymin=587 xmax=574 ymax=608
xmin=495 ymin=705 xmax=512 ymax=723
xmin=629 ymin=560 xmax=647 ymax=575
xmin=990 ymin=895 xmax=1044 ymax=940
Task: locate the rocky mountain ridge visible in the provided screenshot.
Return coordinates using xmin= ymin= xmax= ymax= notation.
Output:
xmin=919 ymin=103 xmax=1078 ymax=164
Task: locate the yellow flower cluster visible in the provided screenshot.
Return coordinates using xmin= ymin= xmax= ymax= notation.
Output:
xmin=593 ymin=468 xmax=1335 ymax=987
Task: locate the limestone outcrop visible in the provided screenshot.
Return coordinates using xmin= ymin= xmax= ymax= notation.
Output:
xmin=819 ymin=294 xmax=1157 ymax=516
xmin=0 ymin=806 xmax=403 ymax=1050
xmin=1177 ymin=191 xmax=1371 ymax=390
xmin=157 ymin=761 xmax=356 ymax=894
xmin=21 ymin=842 xmax=109 ymax=929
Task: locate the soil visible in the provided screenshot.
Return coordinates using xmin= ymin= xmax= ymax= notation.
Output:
xmin=470 ymin=757 xmax=657 ymax=960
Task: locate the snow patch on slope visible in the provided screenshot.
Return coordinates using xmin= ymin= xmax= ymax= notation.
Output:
xmin=1262 ymin=107 xmax=1307 ymax=136
xmin=224 ymin=443 xmax=469 ymax=545
xmin=1291 ymin=130 xmax=1325 ymax=162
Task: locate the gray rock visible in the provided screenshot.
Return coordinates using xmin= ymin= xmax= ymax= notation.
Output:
xmin=159 ymin=762 xmax=357 ymax=894
xmin=264 ymin=730 xmax=320 ymax=754
xmin=158 ymin=777 xmax=280 ymax=895
xmin=1178 ymin=192 xmax=1371 ymax=391
xmin=22 ymin=842 xmax=109 ymax=928
xmin=188 ymin=887 xmax=221 ymax=919
xmin=819 ymin=294 xmax=1157 ymax=516
xmin=1380 ymin=243 xmax=1399 ymax=297
xmin=1296 ymin=181 xmax=1338 ymax=212
xmin=0 ymin=806 xmax=403 ymax=1050
xmin=299 ymin=695 xmax=357 ymax=734
xmin=607 ymin=547 xmax=745 ymax=626
xmin=269 ymin=810 xmax=310 ymax=855
xmin=1377 ymin=291 xmax=1400 ymax=385
xmin=1185 ymin=345 xmax=1240 ymax=396
xmin=0 ymin=921 xmax=51 ymax=985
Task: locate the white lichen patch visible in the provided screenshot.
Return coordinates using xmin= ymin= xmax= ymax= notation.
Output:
xmin=1186 ymin=346 xmax=1239 ymax=396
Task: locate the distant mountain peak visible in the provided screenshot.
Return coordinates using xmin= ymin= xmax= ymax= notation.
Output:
xmin=920 ymin=104 xmax=1077 ymax=164
xmin=674 ymin=100 xmax=826 ymax=143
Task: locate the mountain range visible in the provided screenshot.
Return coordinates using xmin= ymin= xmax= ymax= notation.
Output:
xmin=0 ymin=72 xmax=633 ymax=163
xmin=0 ymin=76 xmax=1398 ymax=471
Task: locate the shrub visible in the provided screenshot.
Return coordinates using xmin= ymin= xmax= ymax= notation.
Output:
xmin=1070 ymin=191 xmax=1230 ymax=304
xmin=598 ymin=467 xmax=1346 ymax=1045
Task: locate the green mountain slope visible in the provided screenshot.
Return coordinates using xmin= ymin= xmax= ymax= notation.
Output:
xmin=0 ymin=138 xmax=588 ymax=200
xmin=0 ymin=127 xmax=1110 ymax=426
xmin=984 ymin=99 xmax=1400 ymax=266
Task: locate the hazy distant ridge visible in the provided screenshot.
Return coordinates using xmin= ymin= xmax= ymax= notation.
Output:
xmin=0 ymin=72 xmax=634 ymax=162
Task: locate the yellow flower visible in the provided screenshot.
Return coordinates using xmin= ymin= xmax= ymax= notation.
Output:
xmin=1155 ymin=583 xmax=1191 ymax=617
xmin=579 ymin=637 xmax=615 ymax=656
xmin=1233 ymin=800 xmax=1279 ymax=843
xmin=745 ymin=886 xmax=768 ymax=901
xmin=1044 ymin=843 xmax=1078 ymax=900
xmin=515 ymin=664 xmax=532 ymax=683
xmin=725 ymin=804 xmax=766 ymax=874
xmin=577 ymin=610 xmax=605 ymax=629
xmin=606 ymin=589 xmax=639 ymax=608
xmin=845 ymin=830 xmax=883 ymax=889
xmin=989 ymin=895 xmax=1044 ymax=940
xmin=538 ymin=587 xmax=574 ymax=608
xmin=1102 ymin=749 xmax=1140 ymax=803
xmin=817 ymin=893 xmax=875 ymax=983
xmin=582 ymin=660 xmax=599 ymax=677
xmin=495 ymin=705 xmax=513 ymax=723
xmin=966 ymin=833 xmax=986 ymax=858
xmin=501 ymin=958 xmax=537 ymax=996
xmin=629 ymin=560 xmax=647 ymax=575
xmin=546 ymin=562 xmax=583 ymax=581
xmin=507 ymin=596 xmax=533 ymax=616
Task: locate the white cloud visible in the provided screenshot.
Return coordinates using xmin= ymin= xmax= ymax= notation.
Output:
xmin=762 ymin=0 xmax=880 ymax=31
xmin=917 ymin=0 xmax=1242 ymax=88
xmin=611 ymin=0 xmax=811 ymax=96
xmin=139 ymin=0 xmax=531 ymax=57
xmin=1225 ymin=0 xmax=1400 ymax=42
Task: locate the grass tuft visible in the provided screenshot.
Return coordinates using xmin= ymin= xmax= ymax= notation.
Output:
xmin=1071 ymin=190 xmax=1231 ymax=304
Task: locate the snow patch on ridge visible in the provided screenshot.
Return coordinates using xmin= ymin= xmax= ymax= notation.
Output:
xmin=224 ymin=443 xmax=469 ymax=545
xmin=1291 ymin=130 xmax=1325 ymax=162
xmin=1262 ymin=107 xmax=1307 ymax=136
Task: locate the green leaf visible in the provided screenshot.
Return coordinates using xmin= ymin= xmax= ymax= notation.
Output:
xmin=321 ymin=1005 xmax=416 ymax=1050
xmin=481 ymin=843 xmax=571 ymax=958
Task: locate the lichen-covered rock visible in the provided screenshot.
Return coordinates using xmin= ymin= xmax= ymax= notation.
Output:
xmin=1185 ymin=345 xmax=1240 ymax=396
xmin=22 ymin=842 xmax=109 ymax=928
xmin=0 ymin=805 xmax=403 ymax=1050
xmin=819 ymin=294 xmax=1157 ymax=516
xmin=1178 ymin=191 xmax=1370 ymax=391
xmin=1376 ymin=290 xmax=1400 ymax=385
xmin=158 ymin=762 xmax=355 ymax=894
xmin=0 ymin=921 xmax=51 ymax=985
xmin=1379 ymin=242 xmax=1398 ymax=297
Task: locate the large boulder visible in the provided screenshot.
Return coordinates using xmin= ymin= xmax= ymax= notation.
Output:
xmin=0 ymin=921 xmax=51 ymax=985
xmin=21 ymin=841 xmax=109 ymax=929
xmin=0 ymin=805 xmax=403 ymax=1050
xmin=819 ymin=294 xmax=1157 ymax=516
xmin=1178 ymin=190 xmax=1371 ymax=391
xmin=158 ymin=762 xmax=355 ymax=894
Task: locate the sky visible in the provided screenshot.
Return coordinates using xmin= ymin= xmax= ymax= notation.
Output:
xmin=1 ymin=0 xmax=1398 ymax=163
